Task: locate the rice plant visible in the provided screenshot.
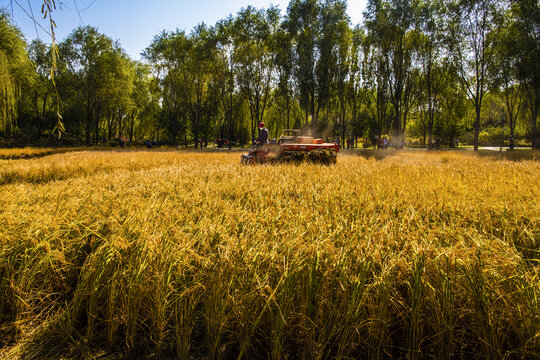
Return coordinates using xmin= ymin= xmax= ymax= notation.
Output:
xmin=0 ymin=150 xmax=538 ymax=359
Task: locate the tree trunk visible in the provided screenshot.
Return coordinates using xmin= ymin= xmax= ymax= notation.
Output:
xmin=170 ymin=114 xmax=178 ymax=147
xmin=129 ymin=112 xmax=135 ymax=143
xmin=94 ymin=108 xmax=102 ymax=145
xmin=107 ymin=112 xmax=113 ymax=141
xmin=393 ymin=101 xmax=401 ymax=148
xmin=39 ymin=93 xmax=48 ymax=136
xmin=85 ymin=106 xmax=92 ymax=147
xmin=310 ymin=87 xmax=316 ymax=129
xmin=249 ymin=105 xmax=255 ymax=142
xmin=473 ymin=105 xmax=481 ymax=151
xmin=286 ymin=97 xmax=290 ymax=130
xmin=532 ymin=86 xmax=539 ymax=150
xmin=532 ymin=104 xmax=538 ymax=150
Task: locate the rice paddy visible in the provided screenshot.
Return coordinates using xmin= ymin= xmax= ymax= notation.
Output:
xmin=0 ymin=150 xmax=538 ymax=359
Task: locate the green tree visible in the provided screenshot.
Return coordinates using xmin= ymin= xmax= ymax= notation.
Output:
xmin=446 ymin=0 xmax=503 ymax=150
xmin=145 ymin=24 xmax=221 ymax=147
xmin=103 ymin=48 xmax=134 ymax=143
xmin=59 ymin=26 xmax=129 ymax=145
xmin=274 ymin=22 xmax=295 ymax=131
xmin=24 ymin=39 xmax=56 ymax=137
xmin=144 ymin=30 xmax=191 ymax=146
xmin=363 ymin=38 xmax=392 ymax=139
xmin=188 ymin=24 xmax=220 ymax=148
xmin=347 ymin=26 xmax=369 ymax=145
xmin=126 ymin=61 xmax=157 ymax=143
xmin=365 ymin=0 xmax=417 ymax=148
xmin=215 ymin=16 xmax=244 ymax=146
xmin=0 ymin=11 xmax=33 ymax=134
xmin=509 ymin=0 xmax=540 ymax=149
xmin=317 ymin=0 xmax=349 ymax=130
xmin=326 ymin=1 xmax=351 ymax=144
xmin=436 ymin=68 xmax=467 ymax=146
xmin=414 ymin=0 xmax=447 ymax=148
xmin=286 ymin=0 xmax=320 ymax=129
xmin=234 ymin=6 xmax=278 ymax=140
xmin=490 ymin=11 xmax=525 ymax=148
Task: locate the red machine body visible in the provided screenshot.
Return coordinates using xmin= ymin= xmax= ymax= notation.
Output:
xmin=281 ymin=142 xmax=340 ymax=153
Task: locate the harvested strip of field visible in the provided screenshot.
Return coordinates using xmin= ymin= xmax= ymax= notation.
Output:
xmin=0 ymin=151 xmax=538 ymax=359
xmin=0 ymin=147 xmax=81 ymax=160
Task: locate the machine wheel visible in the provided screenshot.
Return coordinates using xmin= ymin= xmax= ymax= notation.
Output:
xmin=241 ymin=155 xmax=254 ymax=165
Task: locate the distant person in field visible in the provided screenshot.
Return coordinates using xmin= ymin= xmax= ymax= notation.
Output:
xmin=255 ymin=122 xmax=269 ymax=146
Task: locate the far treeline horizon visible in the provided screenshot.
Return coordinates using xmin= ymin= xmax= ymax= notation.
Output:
xmin=0 ymin=0 xmax=539 ymax=150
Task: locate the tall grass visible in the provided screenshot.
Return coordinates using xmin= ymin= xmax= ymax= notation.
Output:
xmin=0 ymin=150 xmax=538 ymax=359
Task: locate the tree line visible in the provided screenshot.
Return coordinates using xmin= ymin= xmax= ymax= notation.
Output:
xmin=1 ymin=0 xmax=539 ymax=149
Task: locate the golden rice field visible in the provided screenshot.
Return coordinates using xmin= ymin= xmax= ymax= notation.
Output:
xmin=0 ymin=150 xmax=538 ymax=359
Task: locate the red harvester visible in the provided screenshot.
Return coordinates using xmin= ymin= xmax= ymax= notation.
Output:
xmin=241 ymin=129 xmax=340 ymax=165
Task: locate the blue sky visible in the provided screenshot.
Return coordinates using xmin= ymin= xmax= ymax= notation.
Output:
xmin=1 ymin=0 xmax=367 ymax=60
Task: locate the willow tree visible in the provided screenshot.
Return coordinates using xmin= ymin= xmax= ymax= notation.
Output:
xmin=59 ymin=26 xmax=129 ymax=145
xmin=0 ymin=11 xmax=33 ymax=134
xmin=145 ymin=24 xmax=221 ymax=147
xmin=25 ymin=39 xmax=56 ymax=136
xmin=144 ymin=30 xmax=191 ymax=146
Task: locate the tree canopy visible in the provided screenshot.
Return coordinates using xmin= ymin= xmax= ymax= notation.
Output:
xmin=1 ymin=0 xmax=538 ymax=149
xmin=0 ymin=11 xmax=33 ymax=133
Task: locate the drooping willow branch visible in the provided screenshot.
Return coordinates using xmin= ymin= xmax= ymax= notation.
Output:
xmin=41 ymin=0 xmax=65 ymax=137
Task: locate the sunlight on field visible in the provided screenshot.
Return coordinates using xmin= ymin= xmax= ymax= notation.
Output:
xmin=0 ymin=150 xmax=538 ymax=359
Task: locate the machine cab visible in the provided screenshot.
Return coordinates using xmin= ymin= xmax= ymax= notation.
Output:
xmin=278 ymin=129 xmax=301 ymax=144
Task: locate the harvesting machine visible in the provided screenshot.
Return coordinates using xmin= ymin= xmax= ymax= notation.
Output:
xmin=241 ymin=129 xmax=340 ymax=165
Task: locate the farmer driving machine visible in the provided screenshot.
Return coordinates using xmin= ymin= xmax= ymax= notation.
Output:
xmin=241 ymin=129 xmax=340 ymax=165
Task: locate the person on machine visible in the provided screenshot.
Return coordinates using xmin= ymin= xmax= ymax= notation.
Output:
xmin=255 ymin=122 xmax=269 ymax=147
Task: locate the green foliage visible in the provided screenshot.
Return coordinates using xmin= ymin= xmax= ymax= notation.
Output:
xmin=57 ymin=26 xmax=135 ymax=145
xmin=3 ymin=0 xmax=540 ymax=148
xmin=0 ymin=11 xmax=33 ymax=134
xmin=446 ymin=0 xmax=505 ymax=150
xmin=144 ymin=25 xmax=223 ymax=146
xmin=509 ymin=0 xmax=540 ymax=149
